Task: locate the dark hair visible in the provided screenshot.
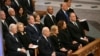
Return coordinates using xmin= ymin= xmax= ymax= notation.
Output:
xmin=57 ymin=20 xmax=65 ymax=30
xmin=18 ymin=6 xmax=26 ymax=15
xmin=64 ymin=0 xmax=69 ymax=2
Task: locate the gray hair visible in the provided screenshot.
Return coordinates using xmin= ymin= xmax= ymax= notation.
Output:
xmin=8 ymin=8 xmax=14 ymax=12
xmin=9 ymin=23 xmax=17 ymax=31
xmin=42 ymin=27 xmax=49 ymax=34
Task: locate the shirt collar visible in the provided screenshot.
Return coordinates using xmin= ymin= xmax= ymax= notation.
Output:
xmin=1 ymin=20 xmax=5 ymax=23
xmin=10 ymin=32 xmax=14 ymax=36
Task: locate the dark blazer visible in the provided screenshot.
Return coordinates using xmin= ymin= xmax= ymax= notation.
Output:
xmin=22 ymin=0 xmax=35 ymax=14
xmin=49 ymin=35 xmax=63 ymax=52
xmin=35 ymin=23 xmax=44 ymax=32
xmin=44 ymin=14 xmax=57 ymax=28
xmin=5 ymin=32 xmax=26 ymax=56
xmin=6 ymin=15 xmax=19 ymax=26
xmin=17 ymin=31 xmax=33 ymax=49
xmin=56 ymin=9 xmax=69 ymax=23
xmin=1 ymin=5 xmax=11 ymax=17
xmin=25 ymin=24 xmax=40 ymax=44
xmin=38 ymin=35 xmax=65 ymax=56
xmin=1 ymin=21 xmax=9 ymax=39
xmin=17 ymin=14 xmax=28 ymax=26
xmin=59 ymin=29 xmax=80 ymax=51
xmin=38 ymin=35 xmax=54 ymax=56
xmin=67 ymin=20 xmax=92 ymax=46
xmin=11 ymin=0 xmax=22 ymax=13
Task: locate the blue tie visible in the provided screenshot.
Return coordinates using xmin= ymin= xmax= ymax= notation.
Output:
xmin=64 ymin=12 xmax=69 ymax=22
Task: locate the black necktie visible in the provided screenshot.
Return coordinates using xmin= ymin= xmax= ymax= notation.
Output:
xmin=64 ymin=12 xmax=69 ymax=22
xmin=13 ymin=35 xmax=19 ymax=42
xmin=47 ymin=38 xmax=51 ymax=47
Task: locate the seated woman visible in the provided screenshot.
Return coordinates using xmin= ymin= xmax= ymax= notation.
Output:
xmin=57 ymin=20 xmax=82 ymax=52
xmin=17 ymin=6 xmax=28 ymax=26
xmin=17 ymin=22 xmax=35 ymax=56
xmin=33 ymin=13 xmax=44 ymax=32
xmin=49 ymin=25 xmax=72 ymax=55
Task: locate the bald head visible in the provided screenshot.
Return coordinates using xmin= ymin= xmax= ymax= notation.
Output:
xmin=42 ymin=27 xmax=50 ymax=37
xmin=47 ymin=6 xmax=53 ymax=14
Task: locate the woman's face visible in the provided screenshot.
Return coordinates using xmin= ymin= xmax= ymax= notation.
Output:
xmin=19 ymin=8 xmax=23 ymax=14
xmin=35 ymin=15 xmax=40 ymax=22
xmin=54 ymin=27 xmax=59 ymax=34
xmin=17 ymin=24 xmax=24 ymax=32
xmin=63 ymin=21 xmax=67 ymax=29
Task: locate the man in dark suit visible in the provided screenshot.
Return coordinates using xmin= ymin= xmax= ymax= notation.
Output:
xmin=67 ymin=12 xmax=95 ymax=46
xmin=56 ymin=2 xmax=69 ymax=23
xmin=66 ymin=0 xmax=90 ymax=32
xmin=22 ymin=0 xmax=35 ymax=14
xmin=5 ymin=23 xmax=27 ymax=56
xmin=0 ymin=10 xmax=9 ymax=39
xmin=6 ymin=8 xmax=19 ymax=26
xmin=38 ymin=27 xmax=66 ymax=56
xmin=11 ymin=0 xmax=22 ymax=13
xmin=1 ymin=0 xmax=12 ymax=17
xmin=44 ymin=6 xmax=57 ymax=28
xmin=25 ymin=15 xmax=40 ymax=44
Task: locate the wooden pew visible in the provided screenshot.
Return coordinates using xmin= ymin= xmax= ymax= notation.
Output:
xmin=35 ymin=10 xmax=47 ymax=18
xmin=72 ymin=38 xmax=100 ymax=56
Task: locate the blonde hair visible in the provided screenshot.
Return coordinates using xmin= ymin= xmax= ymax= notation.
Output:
xmin=17 ymin=22 xmax=24 ymax=27
xmin=50 ymin=25 xmax=58 ymax=35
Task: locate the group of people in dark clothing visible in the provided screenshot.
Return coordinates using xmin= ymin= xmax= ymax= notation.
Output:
xmin=0 ymin=0 xmax=95 ymax=56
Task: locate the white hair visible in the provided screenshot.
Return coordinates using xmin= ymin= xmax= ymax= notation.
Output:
xmin=42 ymin=27 xmax=49 ymax=34
xmin=9 ymin=23 xmax=17 ymax=31
xmin=8 ymin=8 xmax=14 ymax=12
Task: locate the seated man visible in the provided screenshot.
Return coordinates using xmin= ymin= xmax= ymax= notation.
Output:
xmin=68 ymin=12 xmax=95 ymax=46
xmin=38 ymin=27 xmax=66 ymax=56
xmin=5 ymin=23 xmax=27 ymax=56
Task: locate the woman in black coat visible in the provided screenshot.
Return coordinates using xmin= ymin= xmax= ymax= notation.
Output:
xmin=17 ymin=6 xmax=28 ymax=26
xmin=49 ymin=25 xmax=72 ymax=55
xmin=17 ymin=22 xmax=35 ymax=56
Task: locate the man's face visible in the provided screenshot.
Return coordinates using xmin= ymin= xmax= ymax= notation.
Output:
xmin=9 ymin=9 xmax=15 ymax=16
xmin=0 ymin=11 xmax=6 ymax=20
xmin=70 ymin=13 xmax=76 ymax=22
xmin=12 ymin=26 xmax=17 ymax=34
xmin=29 ymin=16 xmax=35 ymax=24
xmin=45 ymin=29 xmax=50 ymax=37
xmin=62 ymin=3 xmax=68 ymax=11
xmin=5 ymin=0 xmax=11 ymax=6
xmin=47 ymin=7 xmax=53 ymax=14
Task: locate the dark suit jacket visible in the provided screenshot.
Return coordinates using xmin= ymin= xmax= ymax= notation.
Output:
xmin=25 ymin=24 xmax=40 ymax=44
xmin=6 ymin=15 xmax=19 ymax=26
xmin=1 ymin=21 xmax=9 ymax=39
xmin=38 ymin=35 xmax=65 ymax=56
xmin=5 ymin=32 xmax=26 ymax=56
xmin=58 ymin=29 xmax=80 ymax=51
xmin=1 ymin=5 xmax=11 ymax=17
xmin=17 ymin=31 xmax=33 ymax=49
xmin=38 ymin=35 xmax=55 ymax=56
xmin=67 ymin=21 xmax=89 ymax=45
xmin=49 ymin=35 xmax=63 ymax=52
xmin=11 ymin=0 xmax=22 ymax=13
xmin=44 ymin=14 xmax=57 ymax=28
xmin=22 ymin=0 xmax=35 ymax=14
xmin=17 ymin=14 xmax=28 ymax=26
xmin=56 ymin=9 xmax=69 ymax=23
